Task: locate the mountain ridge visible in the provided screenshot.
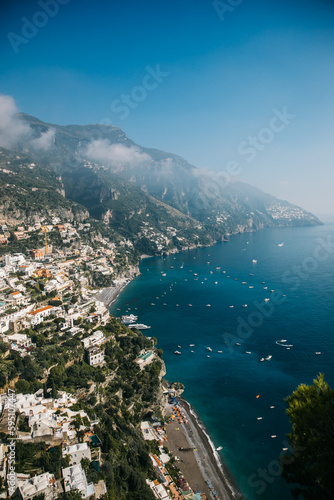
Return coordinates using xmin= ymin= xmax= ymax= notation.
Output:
xmin=0 ymin=112 xmax=321 ymax=256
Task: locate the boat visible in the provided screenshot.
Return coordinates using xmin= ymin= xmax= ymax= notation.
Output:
xmin=188 ymin=304 xmax=192 ymax=307
xmin=216 ymin=267 xmax=221 ymax=270
xmin=257 ymin=417 xmax=263 ymax=420
xmin=229 ymin=305 xmax=234 ymax=308
xmin=252 ymin=259 xmax=257 ymax=263
xmin=206 ymin=304 xmax=211 ymax=307
xmin=249 ymin=286 xmax=254 ymax=288
xmin=270 ymin=290 xmax=275 ymax=293
xmin=128 ymin=323 xmax=151 ymax=330
xmin=242 ymin=282 xmax=247 ymax=285
xmin=189 ymin=344 xmax=195 ymax=346
xmin=236 ymin=343 xmax=241 ymax=346
xmin=177 ymin=345 xmax=181 ymax=348
xmin=235 ymin=278 xmax=239 ymax=281
xmin=176 ymin=304 xmax=180 ymax=307
xmin=174 ymin=351 xmax=182 ymax=355
xmin=121 ymin=314 xmax=138 ymax=324
xmin=162 ymin=273 xmax=166 ymax=276
xmin=242 ymin=304 xmax=248 ymax=308
xmin=261 ymin=282 xmax=265 ymax=284
xmin=263 ymin=286 xmax=268 ymax=290
xmin=216 ymin=446 xmax=223 ymax=451
xmin=264 ymin=298 xmax=270 ymax=302
xmin=271 ymin=435 xmax=277 ymax=438
xmin=217 ymin=350 xmax=223 ymax=353
xmin=315 ymin=352 xmax=322 ymax=355
xmin=246 ymin=351 xmax=251 ymax=354
xmin=278 ymin=242 xmax=284 ymax=247
xmin=249 ymin=273 xmax=254 ymax=276
xmin=260 ymin=358 xmax=265 ymax=362
xmin=265 ymin=355 xmax=272 ymax=361
xmin=206 ymin=347 xmax=212 ymax=352
xmin=215 ymin=281 xmax=218 ymax=284
xmin=151 ymin=303 xmax=155 ymax=306
xmin=191 ymin=350 xmax=194 ymax=353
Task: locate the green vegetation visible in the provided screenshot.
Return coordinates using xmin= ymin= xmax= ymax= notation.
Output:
xmin=282 ymin=374 xmax=334 ymax=499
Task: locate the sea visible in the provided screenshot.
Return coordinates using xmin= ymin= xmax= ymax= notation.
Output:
xmin=110 ymin=223 xmax=334 ymax=500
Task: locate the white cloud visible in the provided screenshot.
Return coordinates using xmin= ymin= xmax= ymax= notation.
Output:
xmin=0 ymin=94 xmax=31 ymax=148
xmin=0 ymin=94 xmax=55 ymax=151
xmin=30 ymin=128 xmax=55 ymax=151
xmin=85 ymin=139 xmax=151 ymax=166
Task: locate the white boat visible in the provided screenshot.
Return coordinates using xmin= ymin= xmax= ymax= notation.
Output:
xmin=242 ymin=304 xmax=248 ymax=308
xmin=206 ymin=347 xmax=212 ymax=352
xmin=315 ymin=352 xmax=322 ymax=355
xmin=189 ymin=344 xmax=195 ymax=347
xmin=214 ymin=281 xmax=218 ymax=284
xmin=246 ymin=351 xmax=251 ymax=354
xmin=216 ymin=446 xmax=223 ymax=451
xmin=188 ymin=304 xmax=192 ymax=307
xmin=249 ymin=286 xmax=254 ymax=288
xmin=162 ymin=273 xmax=166 ymax=276
xmin=174 ymin=351 xmax=182 ymax=355
xmin=242 ymin=282 xmax=247 ymax=285
xmin=128 ymin=323 xmax=151 ymax=330
xmin=265 ymin=355 xmax=272 ymax=361
xmin=278 ymin=242 xmax=284 ymax=247
xmin=206 ymin=304 xmax=211 ymax=307
xmin=177 ymin=345 xmax=182 ymax=348
xmin=229 ymin=305 xmax=234 ymax=308
xmin=217 ymin=350 xmax=223 ymax=353
xmin=257 ymin=417 xmax=263 ymax=420
xmin=252 ymin=259 xmax=257 ymax=263
xmin=151 ymin=303 xmax=155 ymax=306
xmin=260 ymin=358 xmax=265 ymax=362
xmin=121 ymin=314 xmax=138 ymax=324
xmin=264 ymin=298 xmax=270 ymax=302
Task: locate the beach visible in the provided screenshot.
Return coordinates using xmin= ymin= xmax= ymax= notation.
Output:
xmin=164 ymin=398 xmax=243 ymax=500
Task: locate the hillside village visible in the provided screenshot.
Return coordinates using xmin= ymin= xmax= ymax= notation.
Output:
xmin=0 ymin=219 xmax=208 ymax=500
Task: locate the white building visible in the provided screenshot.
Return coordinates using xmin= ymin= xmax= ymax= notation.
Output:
xmin=82 ymin=330 xmax=106 ymax=349
xmin=4 ymin=253 xmax=25 ymax=268
xmin=29 ymin=410 xmax=62 ymax=439
xmin=17 ymin=472 xmax=57 ymax=500
xmin=62 ymin=442 xmax=91 ymax=466
xmin=6 ymin=333 xmax=31 ymax=348
xmin=88 ymin=347 xmax=105 ymax=366
xmin=27 ymin=305 xmax=54 ymax=326
xmin=62 ymin=464 xmax=95 ymax=499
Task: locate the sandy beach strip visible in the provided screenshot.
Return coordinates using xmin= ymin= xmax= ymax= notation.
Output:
xmin=165 ymin=398 xmax=244 ymax=500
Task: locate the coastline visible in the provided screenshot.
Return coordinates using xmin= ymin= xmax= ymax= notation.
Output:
xmin=109 ymin=249 xmax=245 ymax=500
xmin=164 ymin=396 xmax=243 ymax=500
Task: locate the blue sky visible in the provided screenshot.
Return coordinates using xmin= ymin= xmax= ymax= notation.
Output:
xmin=1 ymin=0 xmax=334 ymax=215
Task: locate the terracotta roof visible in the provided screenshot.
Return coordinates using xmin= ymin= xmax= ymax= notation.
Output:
xmin=28 ymin=306 xmax=53 ymax=316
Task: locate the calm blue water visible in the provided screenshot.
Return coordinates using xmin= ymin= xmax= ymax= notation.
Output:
xmin=110 ymin=224 xmax=334 ymax=500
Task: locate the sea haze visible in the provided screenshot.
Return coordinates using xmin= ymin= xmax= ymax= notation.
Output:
xmin=110 ymin=223 xmax=334 ymax=500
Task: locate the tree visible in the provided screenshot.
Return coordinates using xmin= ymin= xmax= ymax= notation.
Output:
xmin=282 ymin=374 xmax=334 ymax=499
